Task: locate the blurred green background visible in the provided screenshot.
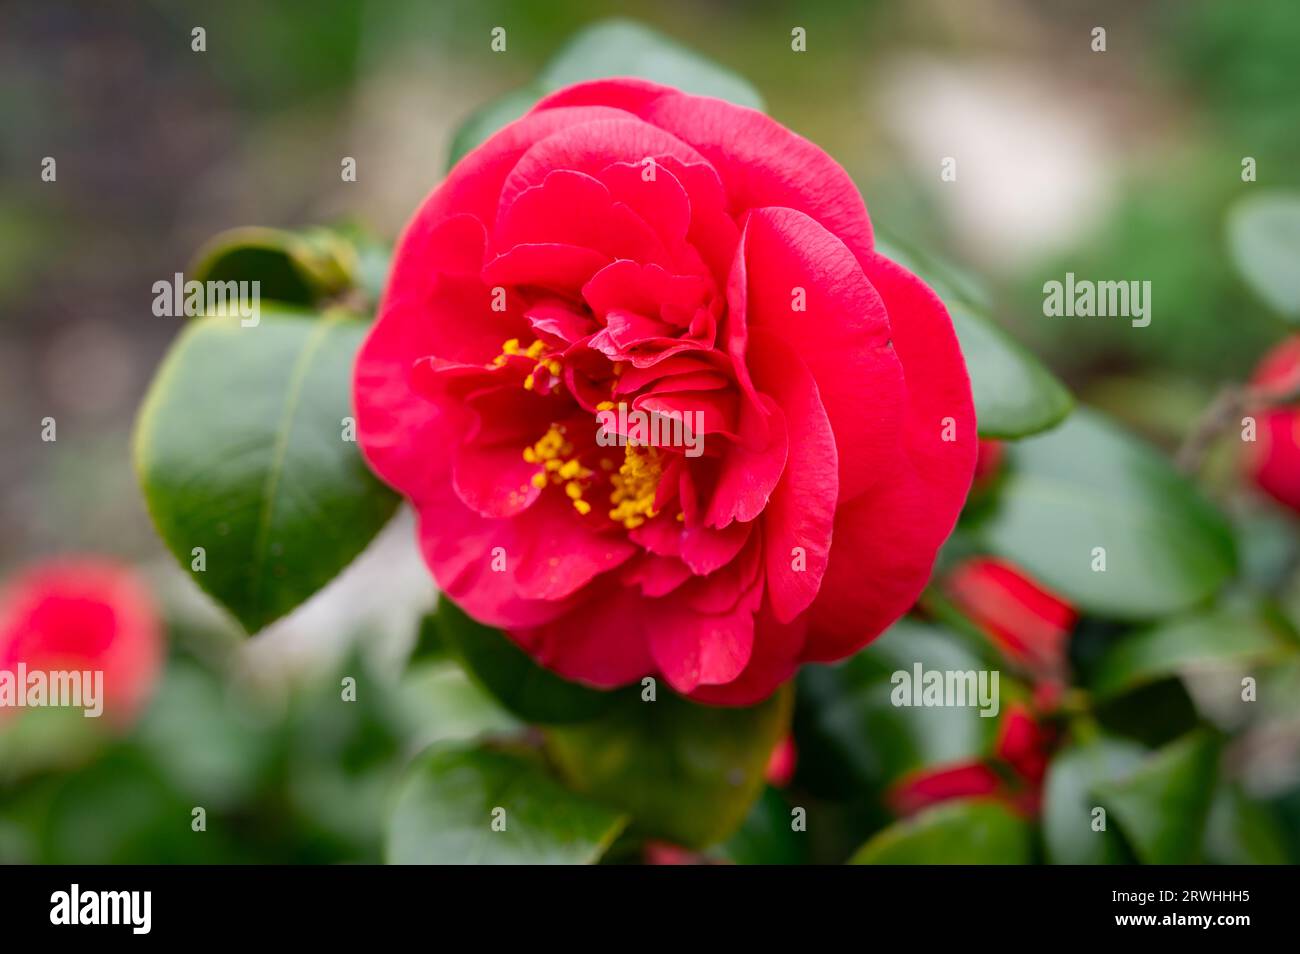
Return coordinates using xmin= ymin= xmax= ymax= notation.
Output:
xmin=1 ymin=0 xmax=1298 ymax=863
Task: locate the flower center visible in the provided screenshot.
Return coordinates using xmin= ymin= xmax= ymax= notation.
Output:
xmin=523 ymin=424 xmax=597 ymax=515
xmin=608 ymin=444 xmax=664 ymax=530
xmin=511 ymin=340 xmax=672 ymax=529
xmin=493 ymin=337 xmax=562 ymax=392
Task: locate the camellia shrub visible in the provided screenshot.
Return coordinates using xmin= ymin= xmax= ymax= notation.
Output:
xmin=126 ymin=20 xmax=1300 ymax=864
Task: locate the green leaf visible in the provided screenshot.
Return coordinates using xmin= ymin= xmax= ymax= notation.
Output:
xmin=970 ymin=408 xmax=1237 ymax=618
xmin=1203 ymin=781 xmax=1290 ymax=864
xmin=135 ymin=661 xmax=277 ymax=809
xmin=848 ymin=800 xmax=1033 ymax=864
xmin=797 ymin=618 xmax=1002 ymax=797
xmin=386 ymin=743 xmax=627 ymax=864
xmin=0 ymin=706 xmax=107 ymax=781
xmin=447 ymin=18 xmax=764 ymax=169
xmin=545 ymin=685 xmax=792 ymax=850
xmin=539 ymin=19 xmax=764 ymax=110
xmin=1227 ymin=191 xmax=1300 ymax=319
xmin=27 ymin=750 xmax=233 ymax=864
xmin=1095 ymin=731 xmax=1220 ymax=864
xmin=133 ymin=309 xmax=399 ymax=633
xmin=433 ymin=598 xmax=615 ymax=724
xmin=876 ymin=236 xmax=1073 ymax=439
xmin=950 ymin=303 xmax=1075 ymax=439
xmin=407 ymin=611 xmax=450 ymax=665
xmin=189 ymin=226 xmax=355 ymax=305
xmin=1090 ymin=606 xmax=1293 ymax=699
xmin=718 ymin=786 xmax=807 ymax=865
xmin=396 ymin=661 xmax=521 ymax=751
xmin=1042 ymin=736 xmax=1147 ymax=864
xmin=326 ymin=222 xmax=392 ymax=308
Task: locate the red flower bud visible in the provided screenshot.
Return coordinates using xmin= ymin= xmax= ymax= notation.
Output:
xmin=1244 ymin=337 xmax=1300 ymax=514
xmin=971 ymin=438 xmax=1004 ymax=491
xmin=994 ymin=703 xmax=1053 ymax=785
xmin=0 ymin=558 xmax=162 ymax=728
xmin=764 ymin=733 xmax=798 ymax=788
xmin=643 ymin=841 xmax=702 ymax=865
xmin=887 ymin=761 xmax=1002 ymax=817
xmin=944 ymin=557 xmax=1078 ymax=679
xmin=888 ymin=703 xmax=1056 ymax=819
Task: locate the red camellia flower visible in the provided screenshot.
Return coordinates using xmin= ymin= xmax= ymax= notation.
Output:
xmin=0 ymin=558 xmax=162 ymax=727
xmin=1243 ymin=336 xmax=1300 ymax=514
xmin=945 ymin=557 xmax=1078 ymax=686
xmin=355 ymin=78 xmax=976 ymax=703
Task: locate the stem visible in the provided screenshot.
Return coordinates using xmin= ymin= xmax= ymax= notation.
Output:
xmin=1176 ymin=380 xmax=1300 ymax=475
xmin=1176 ymin=384 xmax=1244 ymax=474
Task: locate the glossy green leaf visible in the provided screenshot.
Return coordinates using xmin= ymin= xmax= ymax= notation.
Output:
xmin=447 ymin=18 xmax=764 ymax=169
xmin=386 ymin=743 xmax=627 ymax=864
xmin=797 ymin=618 xmax=1002 ymax=797
xmin=433 ymin=598 xmax=615 ymax=724
xmin=545 ymin=685 xmax=792 ymax=850
xmin=848 ymin=800 xmax=1033 ymax=864
xmin=949 ymin=303 xmax=1075 ymax=439
xmin=1095 ymin=731 xmax=1220 ymax=864
xmin=876 ymin=236 xmax=1073 ymax=439
xmin=1042 ymin=736 xmax=1147 ymax=864
xmin=1090 ymin=606 xmax=1293 ymax=699
xmin=134 ymin=310 xmax=399 ymax=633
xmin=971 ymin=409 xmax=1237 ymax=618
xmin=189 ymin=226 xmax=355 ymax=305
xmin=1227 ymin=191 xmax=1300 ymax=319
xmin=539 ymin=19 xmax=764 ymax=110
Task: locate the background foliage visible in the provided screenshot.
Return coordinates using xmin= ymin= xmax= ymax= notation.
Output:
xmin=2 ymin=0 xmax=1299 ymax=864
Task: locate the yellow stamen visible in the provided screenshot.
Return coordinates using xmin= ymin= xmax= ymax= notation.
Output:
xmin=490 ymin=338 xmax=561 ymax=394
xmin=523 ymin=424 xmax=596 ymax=515
xmin=608 ymin=444 xmax=665 ymax=530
